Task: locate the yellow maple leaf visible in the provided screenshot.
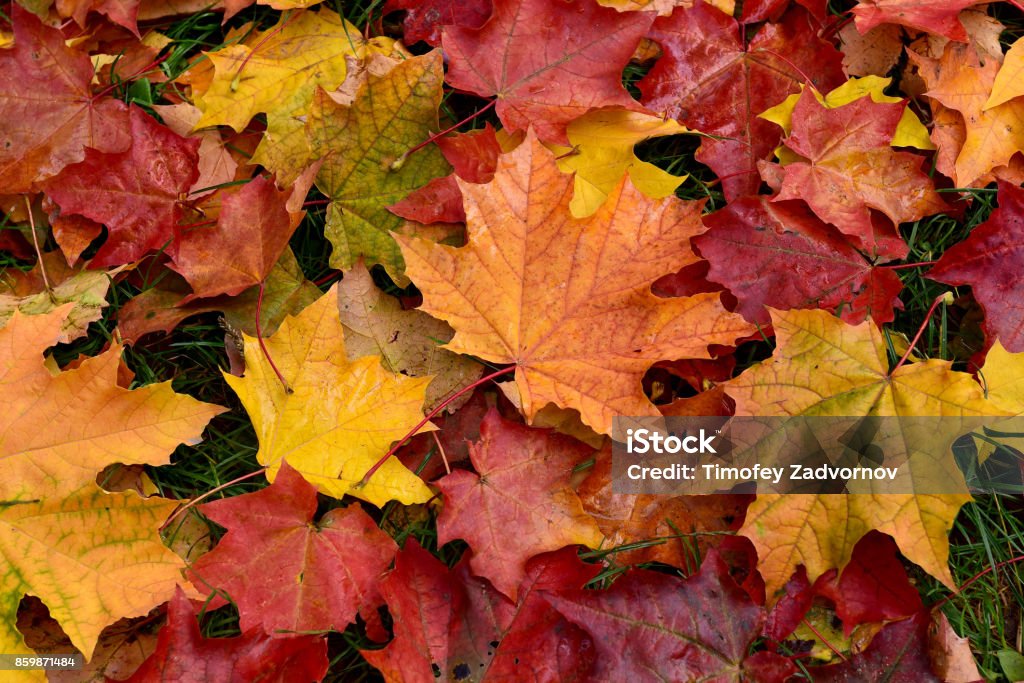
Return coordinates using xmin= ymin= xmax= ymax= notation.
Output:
xmin=307 ymin=50 xmax=450 ymax=281
xmin=193 ymin=10 xmax=380 ymax=183
xmin=760 ymin=75 xmax=935 ymax=164
xmin=398 ymin=130 xmax=753 ymax=436
xmin=0 ymin=306 xmax=223 ymax=668
xmin=549 ymin=109 xmax=688 ymax=218
xmin=725 ymin=308 xmax=1013 ymax=596
xmin=224 ymin=286 xmax=434 ymax=507
xmin=985 ymin=36 xmax=1024 ymax=110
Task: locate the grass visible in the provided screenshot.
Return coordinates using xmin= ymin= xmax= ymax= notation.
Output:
xmin=3 ymin=0 xmax=1023 ymax=679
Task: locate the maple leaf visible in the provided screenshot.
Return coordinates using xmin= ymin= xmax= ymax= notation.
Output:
xmin=694 ymin=196 xmax=906 ymax=324
xmin=759 ymin=75 xmax=935 ymax=154
xmin=0 ymin=305 xmax=222 ymax=661
xmin=550 ymin=109 xmax=688 ymax=218
xmin=0 ymin=5 xmax=129 ymax=193
xmin=548 ymin=551 xmax=796 ymax=682
xmin=442 ymin=0 xmax=653 ymax=144
xmin=116 ymin=249 xmax=320 ymax=344
xmin=398 ymin=130 xmax=753 ymax=435
xmin=124 ymin=588 xmax=329 ymax=683
xmin=337 ymin=261 xmax=482 ymax=412
xmin=2 ymin=306 xmax=223 ymax=502
xmin=170 ymin=174 xmax=309 ymax=300
xmin=152 ymin=103 xmax=240 ymax=199
xmin=577 ymin=445 xmax=751 ymax=568
xmin=0 ymin=484 xmax=188 ymax=671
xmin=383 ymin=0 xmax=492 ymax=46
xmin=0 ymin=252 xmax=121 ymax=343
xmin=637 ymin=3 xmax=844 ymax=199
xmin=928 ymin=180 xmax=1024 ymax=352
xmin=307 ymin=50 xmax=450 ymax=279
xmin=807 ymin=612 xmax=940 ymax=682
xmin=40 ymin=106 xmax=199 ymax=268
xmin=188 ymin=463 xmax=397 ymax=635
xmin=724 ymin=308 xmax=1014 ymax=595
xmin=771 ymin=90 xmax=947 ymax=245
xmin=224 ymin=285 xmax=434 ymax=506
xmin=852 ymin=0 xmax=984 ymax=42
xmin=194 ymin=11 xmax=370 ymax=184
xmin=53 ymin=0 xmax=142 ymax=36
xmin=388 ymin=123 xmax=502 ymax=224
xmin=362 ymin=540 xmax=599 ymax=682
xmin=435 ymin=410 xmax=603 ymax=599
xmin=910 ymin=42 xmax=1024 ymax=187
xmin=986 ymin=37 xmax=1024 ymax=109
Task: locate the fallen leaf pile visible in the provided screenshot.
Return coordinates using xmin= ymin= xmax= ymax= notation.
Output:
xmin=2 ymin=0 xmax=1024 ymax=679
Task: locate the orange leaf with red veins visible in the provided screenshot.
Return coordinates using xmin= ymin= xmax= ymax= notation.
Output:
xmin=435 ymin=409 xmax=603 ymax=599
xmin=695 ymin=196 xmax=906 ymax=325
xmin=637 ymin=4 xmax=844 ymax=199
xmin=0 ymin=5 xmax=130 ymax=193
xmin=772 ymin=90 xmax=947 ymax=243
xmin=188 ymin=463 xmax=397 ymax=636
xmin=928 ymin=180 xmax=1024 ymax=352
xmin=548 ymin=551 xmax=796 ymax=682
xmin=125 ymin=588 xmax=329 ymax=683
xmin=170 ymin=175 xmax=308 ymax=300
xmin=910 ymin=42 xmax=1024 ymax=188
xmin=397 ymin=131 xmax=754 ymax=435
xmin=40 ymin=106 xmax=199 ymax=268
xmin=852 ymin=0 xmax=983 ymax=42
xmin=362 ymin=540 xmax=599 ymax=682
xmin=442 ymin=0 xmax=653 ymax=144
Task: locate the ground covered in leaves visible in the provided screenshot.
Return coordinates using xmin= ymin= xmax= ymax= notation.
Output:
xmin=2 ymin=0 xmax=1024 ymax=680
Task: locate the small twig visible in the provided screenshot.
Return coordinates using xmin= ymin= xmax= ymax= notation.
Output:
xmin=357 ymin=365 xmax=515 ymax=487
xmin=256 ymin=280 xmax=293 ymax=394
xmin=801 ymin=617 xmax=848 ymax=662
xmin=891 ymin=292 xmax=950 ymax=374
xmin=755 ymin=48 xmax=819 ymax=89
xmin=24 ymin=197 xmax=54 ymax=300
xmin=163 ymin=466 xmax=268 ymax=528
xmin=390 ymin=99 xmax=497 ymax=171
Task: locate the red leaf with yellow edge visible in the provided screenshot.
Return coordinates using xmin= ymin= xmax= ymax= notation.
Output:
xmin=0 ymin=5 xmax=130 ymax=193
xmin=41 ymin=106 xmax=199 ymax=268
xmin=928 ymin=180 xmax=1024 ymax=352
xmin=772 ymin=90 xmax=948 ymax=245
xmin=188 ymin=463 xmax=397 ymax=636
xmin=125 ymin=588 xmax=329 ymax=683
xmin=638 ymin=4 xmax=843 ymax=199
xmin=442 ymin=0 xmax=653 ymax=144
xmin=548 ymin=551 xmax=796 ymax=682
xmin=435 ymin=409 xmax=603 ymax=600
xmin=397 ymin=130 xmax=754 ymax=436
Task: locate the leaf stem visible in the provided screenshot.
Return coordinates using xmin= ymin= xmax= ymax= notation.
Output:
xmin=930 ymin=554 xmax=1024 ymax=610
xmin=356 ymin=364 xmax=515 ymax=487
xmin=891 ymin=292 xmax=950 ymax=374
xmin=256 ymin=280 xmax=293 ymax=394
xmin=391 ymin=99 xmax=497 ymax=170
xmin=24 ymin=197 xmax=53 ymax=301
xmin=163 ymin=467 xmax=269 ymax=528
xmin=800 ymin=617 xmax=848 ymax=662
xmin=882 ymin=261 xmax=936 ymax=270
xmin=230 ymin=10 xmax=301 ymax=92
